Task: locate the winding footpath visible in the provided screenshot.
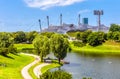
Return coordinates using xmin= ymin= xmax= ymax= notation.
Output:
xmin=21 ymin=53 xmax=40 ymax=79
xmin=33 ymin=63 xmax=50 ymax=78
xmin=21 ymin=53 xmax=50 ymax=79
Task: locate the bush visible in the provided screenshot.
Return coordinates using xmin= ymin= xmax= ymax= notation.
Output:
xmin=87 ymin=32 xmax=105 ymax=46
xmin=72 ymin=41 xmax=85 ymax=47
xmin=82 ymin=77 xmax=92 ymax=79
xmin=40 ymin=70 xmax=72 ymax=79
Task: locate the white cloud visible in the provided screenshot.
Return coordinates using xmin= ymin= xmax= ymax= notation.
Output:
xmin=78 ymin=9 xmax=91 ymax=14
xmin=24 ymin=0 xmax=85 ymax=10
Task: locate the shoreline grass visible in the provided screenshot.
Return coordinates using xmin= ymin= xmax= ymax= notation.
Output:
xmin=0 ymin=53 xmax=34 ymax=79
xmin=41 ymin=63 xmax=61 ymax=74
xmin=71 ymin=41 xmax=120 ymax=56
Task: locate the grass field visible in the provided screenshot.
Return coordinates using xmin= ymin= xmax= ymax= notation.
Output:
xmin=41 ymin=63 xmax=60 ymax=74
xmin=71 ymin=40 xmax=120 ymax=55
xmin=14 ymin=44 xmax=36 ymax=54
xmin=0 ymin=53 xmax=34 ymax=79
xmin=14 ymin=44 xmax=34 ymax=50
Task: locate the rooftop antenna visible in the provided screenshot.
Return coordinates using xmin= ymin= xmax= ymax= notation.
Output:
xmin=38 ymin=19 xmax=42 ymax=32
xmin=60 ymin=14 xmax=62 ymax=26
xmin=94 ymin=10 xmax=104 ymax=31
xmin=47 ymin=16 xmax=49 ymax=28
xmin=78 ymin=14 xmax=80 ymax=26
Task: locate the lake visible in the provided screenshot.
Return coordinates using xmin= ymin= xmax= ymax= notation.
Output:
xmin=52 ymin=52 xmax=120 ymax=79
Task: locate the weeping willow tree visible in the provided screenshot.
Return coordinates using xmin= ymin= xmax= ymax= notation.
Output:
xmin=50 ymin=34 xmax=69 ymax=64
xmin=33 ymin=35 xmax=50 ymax=62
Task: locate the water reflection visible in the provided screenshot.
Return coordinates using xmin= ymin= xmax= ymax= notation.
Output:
xmin=51 ymin=52 xmax=120 ymax=79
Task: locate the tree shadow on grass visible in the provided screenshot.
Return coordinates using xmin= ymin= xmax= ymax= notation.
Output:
xmin=2 ymin=54 xmax=15 ymax=59
xmin=11 ymin=53 xmax=20 ymax=56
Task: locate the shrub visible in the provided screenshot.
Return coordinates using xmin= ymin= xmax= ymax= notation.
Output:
xmin=82 ymin=77 xmax=92 ymax=79
xmin=72 ymin=41 xmax=85 ymax=47
xmin=40 ymin=70 xmax=72 ymax=79
xmin=87 ymin=32 xmax=105 ymax=46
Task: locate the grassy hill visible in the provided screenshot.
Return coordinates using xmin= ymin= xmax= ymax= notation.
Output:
xmin=0 ymin=53 xmax=34 ymax=79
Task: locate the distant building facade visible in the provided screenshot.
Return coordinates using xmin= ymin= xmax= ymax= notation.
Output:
xmin=42 ymin=23 xmax=109 ymax=33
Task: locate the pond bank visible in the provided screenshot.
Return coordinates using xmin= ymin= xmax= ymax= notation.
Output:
xmin=70 ymin=41 xmax=120 ymax=56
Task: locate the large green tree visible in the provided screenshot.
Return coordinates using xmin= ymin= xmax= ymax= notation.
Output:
xmin=13 ymin=31 xmax=27 ymax=43
xmin=40 ymin=32 xmax=55 ymax=38
xmin=26 ymin=31 xmax=38 ymax=43
xmin=81 ymin=30 xmax=92 ymax=43
xmin=50 ymin=34 xmax=69 ymax=64
xmin=33 ymin=35 xmax=50 ymax=62
xmin=107 ymin=31 xmax=113 ymax=40
xmin=0 ymin=32 xmax=14 ymax=55
xmin=112 ymin=32 xmax=120 ymax=41
xmin=109 ymin=24 xmax=120 ymax=32
xmin=87 ymin=32 xmax=105 ymax=46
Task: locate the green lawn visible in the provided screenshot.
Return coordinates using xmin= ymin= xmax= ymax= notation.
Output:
xmin=14 ymin=44 xmax=35 ymax=54
xmin=0 ymin=53 xmax=34 ymax=79
xmin=41 ymin=63 xmax=60 ymax=74
xmin=14 ymin=44 xmax=34 ymax=50
xmin=71 ymin=40 xmax=120 ymax=55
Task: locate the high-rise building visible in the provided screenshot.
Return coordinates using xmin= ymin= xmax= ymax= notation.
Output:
xmin=83 ymin=18 xmax=88 ymax=25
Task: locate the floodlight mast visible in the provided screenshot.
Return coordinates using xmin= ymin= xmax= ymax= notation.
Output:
xmin=94 ymin=10 xmax=104 ymax=31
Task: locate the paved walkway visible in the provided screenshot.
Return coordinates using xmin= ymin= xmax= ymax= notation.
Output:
xmin=33 ymin=63 xmax=50 ymax=78
xmin=21 ymin=53 xmax=40 ymax=79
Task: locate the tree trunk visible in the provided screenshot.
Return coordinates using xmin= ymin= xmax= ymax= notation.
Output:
xmin=41 ymin=55 xmax=43 ymax=62
xmin=38 ymin=52 xmax=40 ymax=55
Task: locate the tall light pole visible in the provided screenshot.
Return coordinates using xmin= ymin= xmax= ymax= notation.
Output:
xmin=38 ymin=19 xmax=42 ymax=32
xmin=94 ymin=10 xmax=104 ymax=31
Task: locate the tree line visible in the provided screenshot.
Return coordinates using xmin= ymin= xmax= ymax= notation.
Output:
xmin=0 ymin=31 xmax=70 ymax=64
xmin=33 ymin=33 xmax=69 ymax=64
xmin=0 ymin=31 xmax=39 ymax=56
xmin=74 ymin=24 xmax=120 ymax=47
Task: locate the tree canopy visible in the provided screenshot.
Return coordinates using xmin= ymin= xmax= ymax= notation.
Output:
xmin=33 ymin=35 xmax=50 ymax=62
xmin=26 ymin=31 xmax=38 ymax=44
xmin=13 ymin=31 xmax=27 ymax=43
xmin=109 ymin=24 xmax=120 ymax=32
xmin=87 ymin=32 xmax=105 ymax=46
xmin=50 ymin=34 xmax=69 ymax=64
xmin=40 ymin=70 xmax=72 ymax=79
xmin=0 ymin=32 xmax=14 ymax=55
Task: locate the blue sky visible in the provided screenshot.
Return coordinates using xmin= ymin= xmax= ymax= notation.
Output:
xmin=0 ymin=0 xmax=120 ymax=32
